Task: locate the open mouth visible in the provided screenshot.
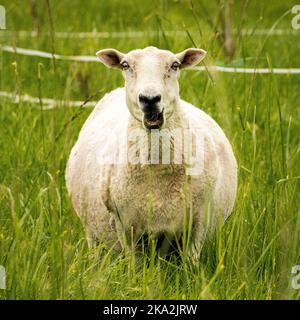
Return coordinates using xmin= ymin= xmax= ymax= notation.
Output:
xmin=143 ymin=111 xmax=164 ymax=129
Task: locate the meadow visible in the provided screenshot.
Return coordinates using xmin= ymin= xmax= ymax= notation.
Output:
xmin=0 ymin=0 xmax=300 ymax=299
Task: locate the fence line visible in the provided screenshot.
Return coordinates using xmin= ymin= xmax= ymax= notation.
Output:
xmin=0 ymin=45 xmax=98 ymax=62
xmin=0 ymin=29 xmax=298 ymax=39
xmin=193 ymin=66 xmax=300 ymax=74
xmin=1 ymin=45 xmax=300 ymax=74
xmin=0 ymin=91 xmax=97 ymax=109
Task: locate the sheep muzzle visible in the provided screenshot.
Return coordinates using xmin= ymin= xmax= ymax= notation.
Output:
xmin=143 ymin=110 xmax=164 ymax=129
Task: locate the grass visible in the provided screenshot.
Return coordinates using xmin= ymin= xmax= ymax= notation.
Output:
xmin=0 ymin=0 xmax=300 ymax=299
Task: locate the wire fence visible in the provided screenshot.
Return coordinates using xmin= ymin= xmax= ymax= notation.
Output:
xmin=0 ymin=29 xmax=299 ymax=38
xmin=1 ymin=45 xmax=300 ymax=74
xmin=1 ymin=28 xmax=299 ymax=108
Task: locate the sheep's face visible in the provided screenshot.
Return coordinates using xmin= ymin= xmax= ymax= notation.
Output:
xmin=97 ymin=46 xmax=206 ymax=129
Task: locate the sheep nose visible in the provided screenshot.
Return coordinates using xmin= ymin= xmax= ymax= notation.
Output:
xmin=139 ymin=94 xmax=161 ymax=112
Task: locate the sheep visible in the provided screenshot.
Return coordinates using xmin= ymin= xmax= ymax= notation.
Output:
xmin=65 ymin=46 xmax=237 ymax=259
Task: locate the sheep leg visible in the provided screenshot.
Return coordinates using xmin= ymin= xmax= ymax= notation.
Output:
xmin=186 ymin=220 xmax=208 ymax=262
xmin=189 ymin=232 xmax=205 ymax=262
xmin=157 ymin=232 xmax=175 ymax=258
xmin=86 ymin=229 xmax=98 ymax=249
xmin=83 ymin=209 xmax=122 ymax=251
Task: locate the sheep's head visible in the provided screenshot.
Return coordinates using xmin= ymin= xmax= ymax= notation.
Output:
xmin=96 ymin=46 xmax=206 ymax=129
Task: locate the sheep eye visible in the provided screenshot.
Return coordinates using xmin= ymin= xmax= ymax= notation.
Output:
xmin=121 ymin=62 xmax=130 ymax=70
xmin=171 ymin=62 xmax=180 ymax=71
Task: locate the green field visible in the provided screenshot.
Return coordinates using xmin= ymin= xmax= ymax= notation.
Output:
xmin=0 ymin=0 xmax=300 ymax=299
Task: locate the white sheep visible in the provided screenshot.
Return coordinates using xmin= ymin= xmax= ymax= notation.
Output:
xmin=65 ymin=46 xmax=237 ymax=259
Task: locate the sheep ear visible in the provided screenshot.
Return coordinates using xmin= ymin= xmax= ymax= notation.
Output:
xmin=96 ymin=49 xmax=125 ymax=69
xmin=176 ymin=48 xmax=206 ymax=69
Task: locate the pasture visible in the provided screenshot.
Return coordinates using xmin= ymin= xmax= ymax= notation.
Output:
xmin=0 ymin=0 xmax=300 ymax=299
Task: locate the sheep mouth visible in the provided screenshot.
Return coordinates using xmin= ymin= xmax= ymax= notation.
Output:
xmin=143 ymin=111 xmax=164 ymax=129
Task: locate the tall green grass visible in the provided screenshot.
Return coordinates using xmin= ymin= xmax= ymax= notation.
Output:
xmin=0 ymin=0 xmax=300 ymax=299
